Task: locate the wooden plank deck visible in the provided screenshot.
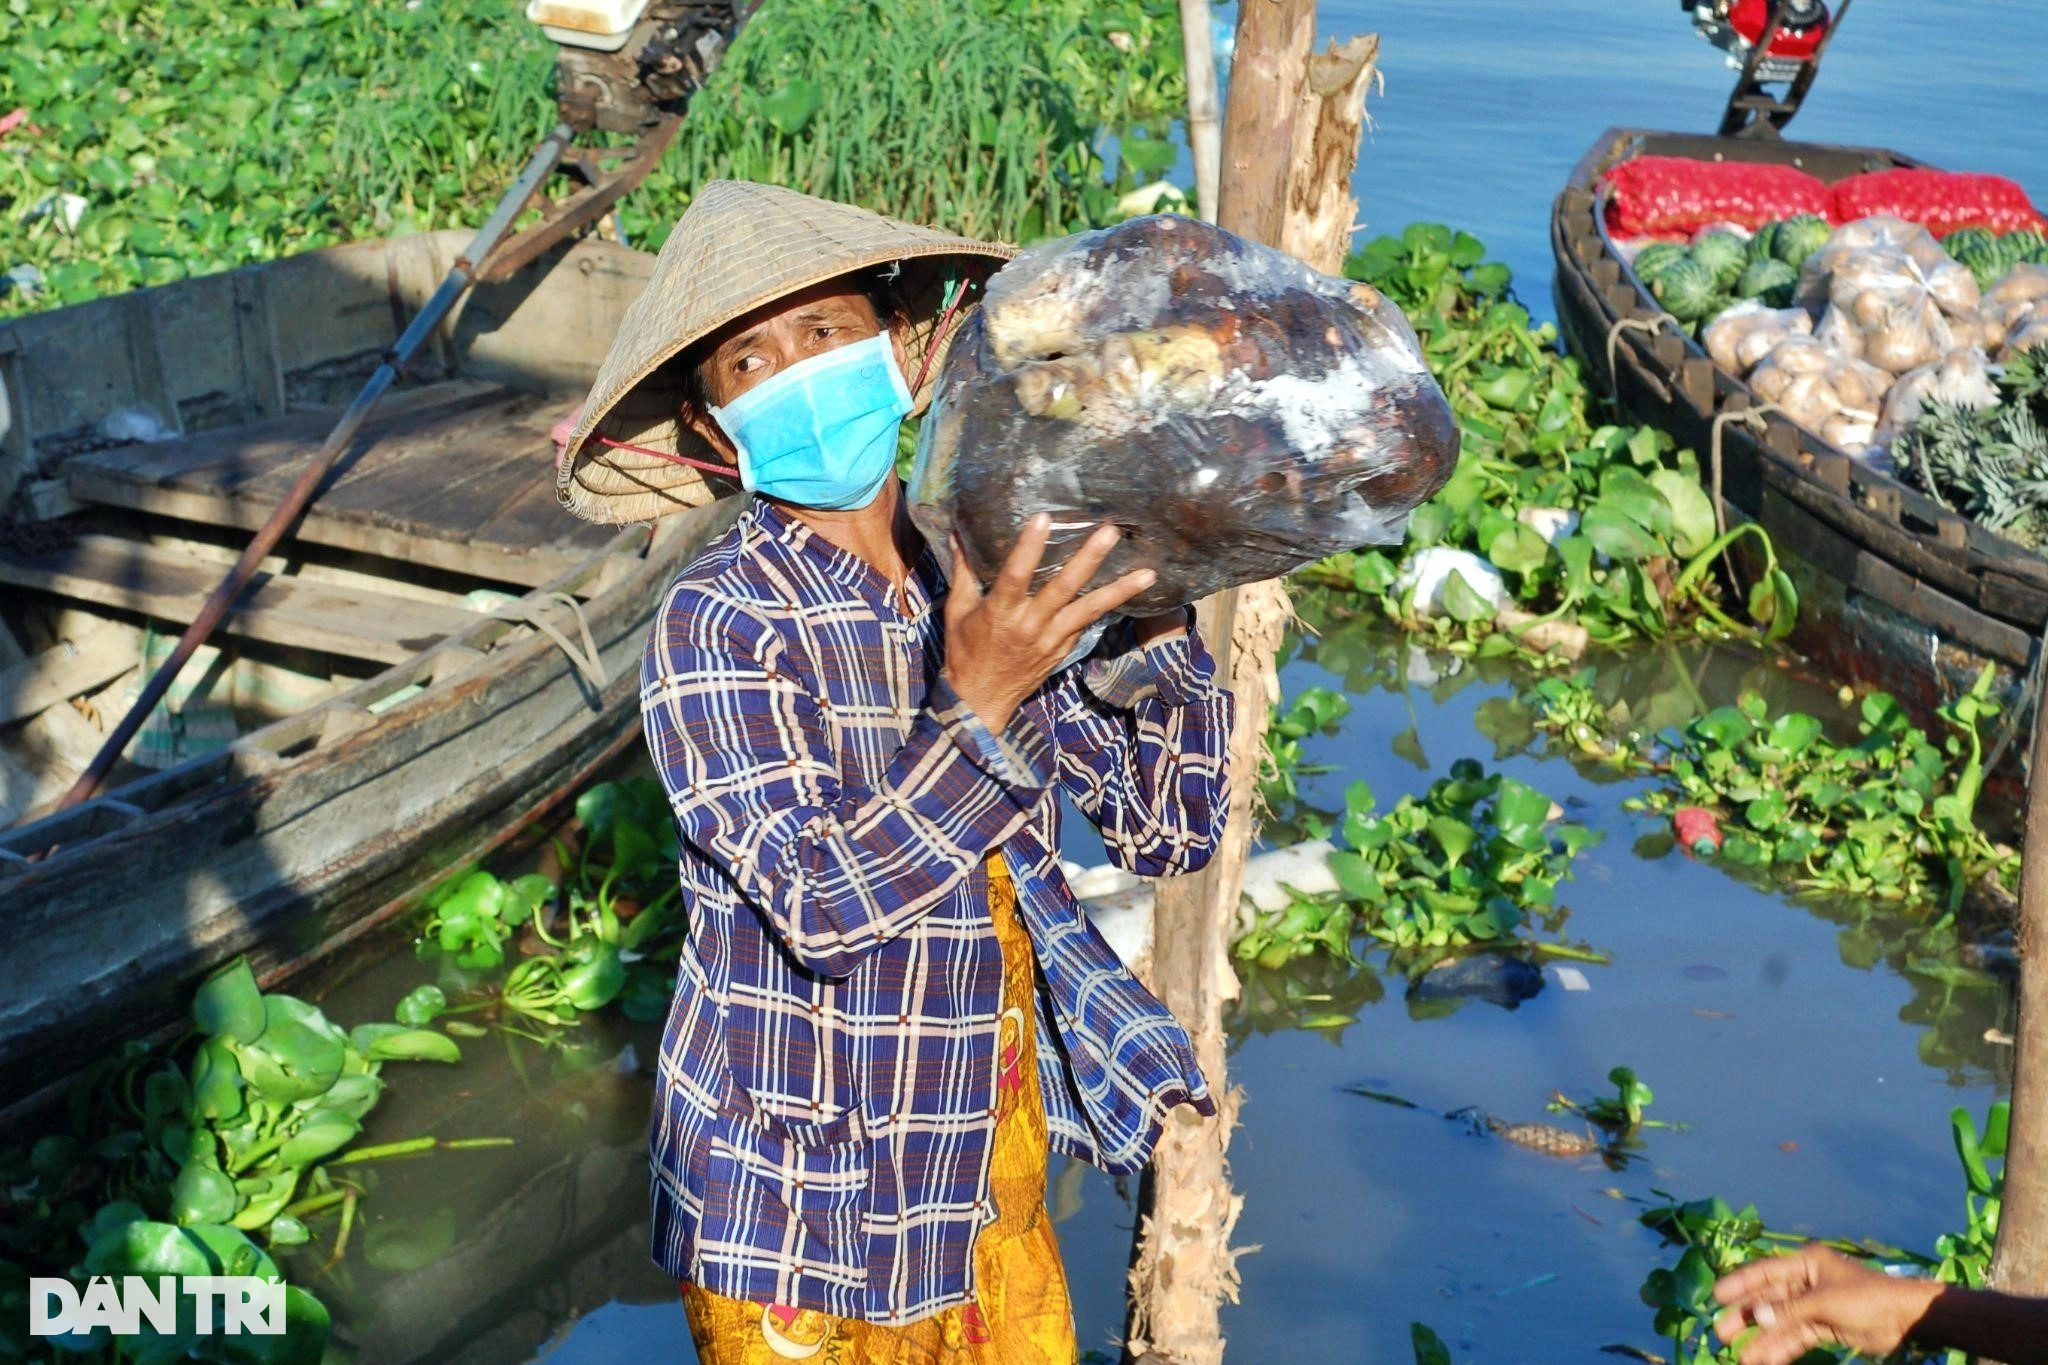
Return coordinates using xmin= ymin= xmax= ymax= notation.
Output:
xmin=63 ymin=380 xmax=615 ymax=586
xmin=0 ymin=535 xmax=482 ymax=664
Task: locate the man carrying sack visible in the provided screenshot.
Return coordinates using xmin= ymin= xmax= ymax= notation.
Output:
xmin=555 ymin=181 xmax=1235 ymax=1363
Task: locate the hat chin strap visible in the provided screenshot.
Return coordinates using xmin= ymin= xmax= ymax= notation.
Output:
xmin=910 ymin=277 xmax=970 ymax=394
xmin=592 ymin=433 xmax=739 ymax=480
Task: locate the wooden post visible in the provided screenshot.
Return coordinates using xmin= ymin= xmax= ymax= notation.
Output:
xmin=1992 ymin=707 xmax=2048 ymax=1293
xmin=1123 ymin=6 xmax=1379 ymax=1364
xmin=1178 ymin=0 xmax=1223 ymax=223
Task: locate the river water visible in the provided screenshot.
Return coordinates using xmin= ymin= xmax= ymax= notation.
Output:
xmin=299 ymin=629 xmax=2015 ymax=1365
xmin=291 ymin=8 xmax=2048 ymax=1363
xmin=1316 ymin=0 xmax=2048 ymax=325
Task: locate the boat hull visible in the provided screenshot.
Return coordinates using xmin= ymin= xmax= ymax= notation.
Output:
xmin=0 ymin=230 xmax=745 ymax=1112
xmin=1550 ymin=129 xmax=2047 ymax=773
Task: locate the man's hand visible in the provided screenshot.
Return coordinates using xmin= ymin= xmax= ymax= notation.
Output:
xmin=1713 ymin=1245 xmax=1940 ymax=1365
xmin=943 ymin=514 xmax=1156 ymax=733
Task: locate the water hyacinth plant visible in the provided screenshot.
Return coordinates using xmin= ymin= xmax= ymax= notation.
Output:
xmin=1327 ymin=762 xmax=1604 ymax=957
xmin=1292 ymin=223 xmax=1796 ymax=660
xmin=1258 ymin=684 xmax=1352 ymax=816
xmin=0 ymin=955 xmax=498 ymax=1365
xmin=1547 ymin=1066 xmax=1679 ymax=1139
xmin=412 ymin=777 xmax=684 ymax=1039
xmin=1519 ymin=664 xmax=2017 ymax=912
xmin=1632 ymin=1100 xmax=2009 ymax=1365
xmin=0 ymin=0 xmax=1189 ymax=318
xmin=1234 ymin=759 xmax=1605 ymax=970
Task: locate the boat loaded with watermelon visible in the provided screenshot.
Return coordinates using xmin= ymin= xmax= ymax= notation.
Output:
xmin=1553 ymin=0 xmax=2048 ymax=772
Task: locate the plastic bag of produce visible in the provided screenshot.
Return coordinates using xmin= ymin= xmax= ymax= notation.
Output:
xmin=1795 ymin=215 xmax=1951 ymax=305
xmin=1798 ymin=226 xmax=1981 ymax=375
xmin=1601 ymin=156 xmax=1829 ymax=236
xmin=2004 ymin=309 xmax=2048 ymax=360
xmin=1830 ymin=168 xmax=2046 ymax=236
xmin=1746 ymin=334 xmax=1893 ymax=454
xmin=1703 ymin=300 xmax=1813 ymax=377
xmin=1984 ymin=263 xmax=2048 ymax=341
xmin=1946 ymin=311 xmax=2001 ymax=355
xmin=1813 ymin=304 xmax=1864 ymax=360
xmin=906 ymin=214 xmax=1460 ymax=615
xmin=1876 ymin=347 xmax=1999 ymax=443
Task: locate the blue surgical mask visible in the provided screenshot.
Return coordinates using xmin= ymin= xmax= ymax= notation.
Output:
xmin=708 ymin=332 xmax=914 ymax=511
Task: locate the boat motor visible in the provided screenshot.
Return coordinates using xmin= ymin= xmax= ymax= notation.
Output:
xmin=529 ymin=0 xmax=742 ymax=133
xmin=1681 ymin=0 xmax=1852 ymax=138
xmin=456 ymin=0 xmax=746 ymax=283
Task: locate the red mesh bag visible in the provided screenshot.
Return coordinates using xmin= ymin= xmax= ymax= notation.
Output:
xmin=1601 ymin=155 xmax=1830 ymax=235
xmin=1829 ymin=169 xmax=2045 ymax=234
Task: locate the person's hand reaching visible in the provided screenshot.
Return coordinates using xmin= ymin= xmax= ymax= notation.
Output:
xmin=942 ymin=513 xmax=1156 ymax=733
xmin=1712 ymin=1245 xmax=1940 ymax=1365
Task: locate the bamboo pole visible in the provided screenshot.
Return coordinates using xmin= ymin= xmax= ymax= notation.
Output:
xmin=1991 ymin=708 xmax=2048 ymax=1293
xmin=1178 ymin=0 xmax=1223 ymax=222
xmin=1124 ymin=4 xmax=1384 ymax=1362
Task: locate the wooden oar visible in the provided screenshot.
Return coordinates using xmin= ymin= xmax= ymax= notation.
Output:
xmin=52 ymin=125 xmax=581 ymax=813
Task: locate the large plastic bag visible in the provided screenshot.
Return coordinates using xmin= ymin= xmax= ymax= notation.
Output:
xmin=1795 ymin=215 xmax=1952 ymax=302
xmin=1745 ymin=334 xmax=1893 ymax=454
xmin=1600 ymin=156 xmax=1829 ymax=236
xmin=1794 ymin=220 xmax=1981 ymax=376
xmin=1703 ymin=301 xmax=1813 ymax=377
xmin=2005 ymin=310 xmax=2048 ymax=360
xmin=906 ymin=214 xmax=1459 ymax=615
xmin=1876 ymin=347 xmax=1999 ymax=441
xmin=1829 ymin=169 xmax=2046 ymax=236
xmin=1983 ymin=264 xmax=2048 ymax=355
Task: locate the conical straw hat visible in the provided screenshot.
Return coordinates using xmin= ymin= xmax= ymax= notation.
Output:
xmin=557 ymin=180 xmax=1016 ymax=524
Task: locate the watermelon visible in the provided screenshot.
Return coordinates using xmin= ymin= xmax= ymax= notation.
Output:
xmin=1747 ymin=223 xmax=1778 ymax=263
xmin=1630 ymin=242 xmax=1688 ymax=286
xmin=1989 ymin=234 xmax=2032 ymax=279
xmin=1943 ymin=226 xmax=1998 ymax=260
xmin=1953 ymin=234 xmax=2010 ymax=290
xmin=2006 ymin=228 xmax=2048 ymax=260
xmin=1690 ymin=231 xmax=1748 ymax=291
xmin=1737 ymin=257 xmax=1798 ymax=307
xmin=1651 ymin=257 xmax=1721 ymax=323
xmin=1771 ymin=214 xmax=1832 ymax=268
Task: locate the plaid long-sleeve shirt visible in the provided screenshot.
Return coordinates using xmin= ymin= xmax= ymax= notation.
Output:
xmin=640 ymin=493 xmax=1233 ymax=1324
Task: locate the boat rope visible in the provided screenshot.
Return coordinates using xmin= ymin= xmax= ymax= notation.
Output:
xmin=482 ymin=591 xmax=608 ymax=692
xmin=1708 ymin=402 xmax=1781 ymax=592
xmin=1603 ymin=311 xmax=1679 ymax=394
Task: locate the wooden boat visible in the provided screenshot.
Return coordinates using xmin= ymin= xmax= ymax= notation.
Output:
xmin=1551 ymin=129 xmax=2048 ymax=760
xmin=0 ymin=232 xmax=737 ymax=1112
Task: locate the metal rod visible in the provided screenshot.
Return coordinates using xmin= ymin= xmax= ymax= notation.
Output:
xmin=53 ymin=124 xmax=576 ymax=814
xmin=476 ymin=115 xmax=680 ymax=285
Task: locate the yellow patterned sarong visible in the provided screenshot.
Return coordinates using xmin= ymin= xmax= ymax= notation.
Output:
xmin=681 ymin=854 xmax=1078 ymax=1364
